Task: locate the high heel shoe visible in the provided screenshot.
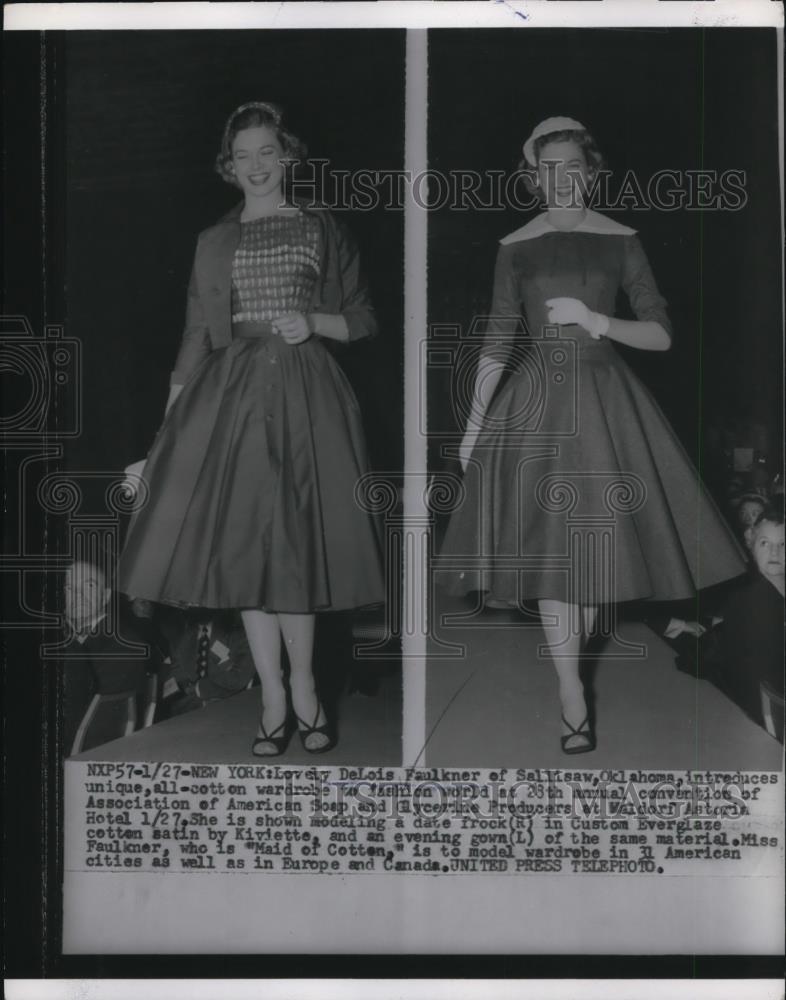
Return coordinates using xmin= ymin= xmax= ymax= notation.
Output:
xmin=560 ymin=714 xmax=596 ymax=755
xmin=251 ymin=717 xmax=292 ymax=757
xmin=295 ymin=705 xmax=336 ymax=754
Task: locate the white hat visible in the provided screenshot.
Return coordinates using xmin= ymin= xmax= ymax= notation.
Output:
xmin=522 ymin=116 xmax=587 ymax=167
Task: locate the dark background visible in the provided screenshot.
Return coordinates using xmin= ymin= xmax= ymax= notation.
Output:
xmin=428 ymin=29 xmax=783 ymax=490
xmin=65 ymin=31 xmax=405 ymax=481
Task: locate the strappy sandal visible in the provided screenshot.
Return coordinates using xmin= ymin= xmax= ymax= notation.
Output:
xmin=560 ymin=714 xmax=596 ymax=755
xmin=252 ymin=717 xmax=292 ymax=757
xmin=296 ymin=705 xmax=336 ymax=754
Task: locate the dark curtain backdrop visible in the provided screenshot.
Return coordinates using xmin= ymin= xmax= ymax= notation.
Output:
xmin=427 ymin=29 xmax=783 ymax=486
xmin=65 ymin=31 xmax=405 ymax=488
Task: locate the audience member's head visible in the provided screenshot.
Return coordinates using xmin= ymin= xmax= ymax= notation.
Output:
xmin=745 ymin=501 xmax=784 ymax=588
xmin=64 ymin=554 xmax=112 ymax=632
xmin=733 ymin=492 xmax=767 ymax=531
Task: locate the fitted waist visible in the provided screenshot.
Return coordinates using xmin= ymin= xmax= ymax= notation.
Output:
xmin=232 ymin=320 xmax=278 ymax=341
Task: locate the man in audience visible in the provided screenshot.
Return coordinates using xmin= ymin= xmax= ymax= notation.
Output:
xmin=59 ymin=555 xmax=159 ymax=754
xmin=158 ymin=609 xmax=256 ymax=716
xmin=716 ymin=501 xmax=784 ymax=735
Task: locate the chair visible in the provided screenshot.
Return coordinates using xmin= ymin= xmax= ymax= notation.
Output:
xmin=143 ymin=672 xmax=159 ymax=728
xmin=760 ymin=681 xmax=784 ymax=744
xmin=70 ymin=672 xmax=159 ymax=756
xmin=71 ymin=689 xmax=138 ymax=756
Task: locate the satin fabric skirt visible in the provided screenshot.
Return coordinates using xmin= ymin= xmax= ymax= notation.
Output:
xmin=439 ymin=338 xmax=747 ymax=605
xmin=119 ymin=329 xmax=385 ymax=612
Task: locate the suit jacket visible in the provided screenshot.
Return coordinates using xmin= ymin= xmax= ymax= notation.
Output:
xmin=163 ymin=613 xmax=255 ymax=701
xmin=718 ymin=572 xmax=784 ymax=723
xmin=57 ymin=612 xmax=158 ymax=754
xmin=170 ymin=202 xmax=377 ymax=386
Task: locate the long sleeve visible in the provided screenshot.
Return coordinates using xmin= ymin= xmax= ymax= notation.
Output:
xmin=87 ymin=623 xmax=154 ymax=697
xmin=170 ymin=253 xmax=213 ymax=387
xmin=621 ymin=234 xmax=672 ymax=338
xmin=480 ymin=244 xmax=523 ymax=366
xmin=333 ymin=217 xmax=378 ymax=342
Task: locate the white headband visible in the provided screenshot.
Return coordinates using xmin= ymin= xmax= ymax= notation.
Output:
xmin=221 ymin=101 xmax=283 ymax=156
xmin=522 ymin=116 xmax=587 ymax=167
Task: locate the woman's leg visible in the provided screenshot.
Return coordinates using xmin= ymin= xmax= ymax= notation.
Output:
xmin=241 ymin=609 xmax=287 ymax=751
xmin=539 ymin=599 xmax=593 ymax=750
xmin=277 ymin=612 xmax=330 ymax=751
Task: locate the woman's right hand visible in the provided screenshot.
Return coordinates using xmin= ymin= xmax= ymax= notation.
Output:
xmin=122 ymin=459 xmax=147 ymax=499
xmin=274 ymin=312 xmax=313 ymax=345
xmin=165 ymin=384 xmax=184 ymax=414
xmin=458 ymin=429 xmax=479 ymax=472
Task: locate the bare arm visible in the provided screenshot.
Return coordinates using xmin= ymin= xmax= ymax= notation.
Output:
xmin=308 ymin=312 xmax=350 ymax=343
xmin=460 ymin=246 xmax=521 ymax=463
xmin=603 ymin=317 xmax=671 ymax=352
xmin=465 ymin=355 xmax=506 ymax=430
xmin=165 ymin=383 xmax=184 ymax=414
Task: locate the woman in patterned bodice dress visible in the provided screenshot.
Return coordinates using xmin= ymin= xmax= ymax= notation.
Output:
xmin=440 ymin=117 xmax=747 ymax=754
xmin=119 ymin=102 xmax=384 ymax=755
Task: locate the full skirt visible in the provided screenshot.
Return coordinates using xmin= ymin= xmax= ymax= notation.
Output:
xmin=439 ymin=343 xmax=747 ymax=605
xmin=119 ymin=334 xmax=385 ymax=612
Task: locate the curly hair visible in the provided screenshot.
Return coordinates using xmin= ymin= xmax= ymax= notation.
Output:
xmin=214 ymin=101 xmax=308 ymax=188
xmin=516 ymin=128 xmax=606 ymax=205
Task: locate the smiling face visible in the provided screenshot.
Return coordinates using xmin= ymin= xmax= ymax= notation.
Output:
xmin=747 ymin=519 xmax=785 ymax=582
xmin=230 ymin=125 xmax=286 ymax=201
xmin=537 ymin=139 xmax=590 ymax=209
xmin=64 ymin=561 xmax=110 ymax=630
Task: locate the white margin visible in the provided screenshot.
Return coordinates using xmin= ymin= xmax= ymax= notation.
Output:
xmin=3 ymin=1 xmax=783 ymax=33
xmin=5 ymin=978 xmax=786 ymax=1000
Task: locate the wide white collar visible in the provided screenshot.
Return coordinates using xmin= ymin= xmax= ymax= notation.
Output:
xmin=500 ymin=209 xmax=636 ymax=245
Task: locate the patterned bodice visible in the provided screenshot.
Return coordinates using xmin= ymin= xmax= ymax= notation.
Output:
xmin=231 ymin=211 xmax=321 ymax=323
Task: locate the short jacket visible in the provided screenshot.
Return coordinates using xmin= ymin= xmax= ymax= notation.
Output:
xmin=170 ymin=202 xmax=377 ymax=386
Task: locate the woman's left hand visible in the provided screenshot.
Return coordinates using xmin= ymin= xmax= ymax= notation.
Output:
xmin=274 ymin=313 xmax=313 ymax=345
xmin=545 ymin=297 xmax=608 ymax=339
xmin=122 ymin=459 xmax=147 ymax=499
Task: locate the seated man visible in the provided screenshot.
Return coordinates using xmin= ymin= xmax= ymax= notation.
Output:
xmin=60 ymin=555 xmax=159 ymax=754
xmin=715 ymin=501 xmax=784 ymax=734
xmin=640 ymin=601 xmax=723 ymax=678
xmin=158 ymin=609 xmax=256 ymax=716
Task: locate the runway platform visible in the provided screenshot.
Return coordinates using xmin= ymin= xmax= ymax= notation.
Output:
xmin=425 ymin=598 xmax=783 ymax=771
